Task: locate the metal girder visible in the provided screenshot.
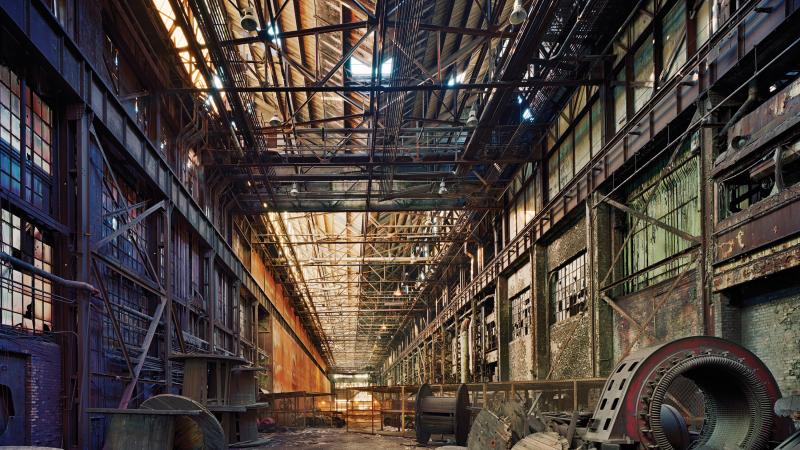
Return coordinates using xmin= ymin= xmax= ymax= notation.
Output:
xmin=211 ymin=154 xmax=529 ymax=168
xmin=227 ymin=172 xmax=460 ymax=182
xmin=91 ymin=200 xmax=167 ymax=251
xmin=218 ymin=21 xmax=512 ymax=47
xmin=117 ymin=288 xmax=168 ymax=409
xmin=169 ymin=78 xmax=600 ymax=94
xmin=602 ymin=197 xmax=701 ymax=244
xmin=237 ymin=203 xmax=497 ymax=213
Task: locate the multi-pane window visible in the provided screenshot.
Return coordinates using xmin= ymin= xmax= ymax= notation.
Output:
xmin=100 ymin=166 xmax=149 ymax=274
xmin=216 ymin=269 xmax=231 ymax=329
xmin=661 ymin=1 xmax=687 ymax=82
xmin=1 ymin=67 xmax=23 ymax=195
xmin=25 ymin=86 xmax=52 ymax=174
xmin=551 ymin=252 xmax=586 ymax=323
xmin=0 ymin=64 xmax=53 ymax=211
xmin=621 ymin=140 xmax=699 ymax=292
xmin=0 ymin=208 xmax=53 ymax=331
xmin=0 ymin=67 xmax=22 ymax=152
xmin=546 ymin=86 xmax=603 ymax=197
xmin=507 ymin=163 xmax=537 ymax=239
xmin=510 ymin=288 xmax=531 ymax=340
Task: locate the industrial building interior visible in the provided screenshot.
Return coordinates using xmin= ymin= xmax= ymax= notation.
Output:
xmin=2 ymin=0 xmax=800 ymax=448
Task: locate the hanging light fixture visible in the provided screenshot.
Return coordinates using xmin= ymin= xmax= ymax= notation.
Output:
xmin=438 ymin=180 xmax=448 ymax=195
xmin=509 ymin=0 xmax=527 ymax=25
xmin=289 ymin=182 xmax=299 ymax=197
xmin=240 ymin=6 xmax=259 ymax=32
xmin=393 ymin=285 xmax=402 ymax=297
xmin=269 ymin=113 xmax=281 ymax=127
xmin=466 ymin=106 xmax=479 ymax=127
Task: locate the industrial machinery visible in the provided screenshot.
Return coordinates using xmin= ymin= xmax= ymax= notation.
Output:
xmin=584 ymin=336 xmax=792 ymax=449
xmin=415 ymin=383 xmax=471 ymax=445
xmin=464 ymin=337 xmax=795 ymax=449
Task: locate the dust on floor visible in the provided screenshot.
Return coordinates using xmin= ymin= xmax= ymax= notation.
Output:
xmin=253 ymin=427 xmax=462 ymax=449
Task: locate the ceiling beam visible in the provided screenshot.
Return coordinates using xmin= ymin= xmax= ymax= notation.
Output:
xmin=167 ymin=78 xmax=600 ymax=94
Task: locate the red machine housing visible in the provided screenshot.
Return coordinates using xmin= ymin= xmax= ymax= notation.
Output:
xmin=584 ymin=336 xmax=792 ymax=449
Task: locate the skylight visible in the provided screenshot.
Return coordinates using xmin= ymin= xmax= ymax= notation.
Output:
xmin=349 ymin=57 xmax=393 ymax=79
xmin=267 ymin=23 xmax=281 ymax=48
xmin=447 ymin=72 xmax=466 ymax=86
xmin=518 ymin=95 xmax=533 ymax=121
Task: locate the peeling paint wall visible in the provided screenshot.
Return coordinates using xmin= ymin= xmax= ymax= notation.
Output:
xmin=549 ymin=312 xmax=592 ymax=378
xmin=509 ymin=338 xmax=534 ymax=380
xmin=546 ymin=218 xmax=590 ymax=379
xmin=546 ymin=218 xmax=586 ymax=272
xmin=508 ymin=261 xmax=533 ymax=380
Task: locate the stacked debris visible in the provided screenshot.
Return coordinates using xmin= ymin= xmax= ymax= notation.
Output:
xmin=466 ymin=400 xmax=589 ymax=450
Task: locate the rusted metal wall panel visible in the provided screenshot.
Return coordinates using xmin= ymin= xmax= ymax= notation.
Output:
xmin=715 ymin=189 xmax=800 ymax=261
xmin=249 ymin=248 xmax=327 ymax=370
xmin=271 ymin=316 xmax=331 ymax=393
xmin=713 ymin=235 xmax=800 ymax=291
xmin=613 ymin=273 xmax=699 ymax=357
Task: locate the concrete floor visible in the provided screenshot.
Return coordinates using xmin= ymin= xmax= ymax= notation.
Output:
xmin=255 ymin=428 xmax=461 ymax=449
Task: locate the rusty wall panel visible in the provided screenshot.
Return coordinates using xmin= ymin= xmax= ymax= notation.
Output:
xmin=715 ymin=193 xmax=800 ymax=261
xmin=613 ymin=272 xmax=700 ymax=357
xmin=271 ymin=316 xmax=331 ymax=393
xmin=250 ymin=248 xmax=327 ymax=370
xmin=713 ymin=235 xmax=800 ymax=291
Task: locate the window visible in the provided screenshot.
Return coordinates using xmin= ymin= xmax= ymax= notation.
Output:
xmin=621 ymin=138 xmax=699 ymax=292
xmin=510 ymin=288 xmax=531 ymax=340
xmin=100 ymin=166 xmax=149 ymax=274
xmin=447 ymin=71 xmax=465 ymax=86
xmin=48 ymin=0 xmax=67 ymax=26
xmin=551 ymin=252 xmax=586 ymax=322
xmin=507 ymin=163 xmax=537 ymax=239
xmin=661 ymin=1 xmax=687 ymax=82
xmin=695 ymin=0 xmax=711 ymax=48
xmin=349 ymin=57 xmax=393 ymax=80
xmin=613 ymin=70 xmax=627 ymax=133
xmin=1 ymin=65 xmax=53 ymax=211
xmin=1 ymin=208 xmax=53 ymax=331
xmin=104 ymin=35 xmax=120 ymax=93
xmin=0 ymin=67 xmax=22 ymax=153
xmin=632 ymin=35 xmax=654 ymax=112
xmin=26 ymin=88 xmax=53 ymax=175
xmin=0 ymin=67 xmax=22 ymax=197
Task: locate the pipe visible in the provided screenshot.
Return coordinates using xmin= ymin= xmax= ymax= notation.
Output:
xmin=459 ymin=318 xmax=470 ymax=383
xmin=718 ymin=80 xmax=759 ymax=140
xmin=467 ymin=315 xmax=474 ymax=377
xmin=463 ymin=242 xmax=474 ymax=281
xmin=1 ymin=252 xmax=99 ymax=295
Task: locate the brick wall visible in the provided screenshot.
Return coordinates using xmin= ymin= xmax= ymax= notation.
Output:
xmin=741 ymin=292 xmax=800 ymax=396
xmin=0 ymin=337 xmax=61 ymax=447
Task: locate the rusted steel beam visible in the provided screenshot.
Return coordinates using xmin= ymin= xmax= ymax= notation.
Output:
xmin=117 ymin=291 xmax=168 ymax=409
xmin=599 ymin=293 xmax=643 ymax=332
xmin=92 ymin=200 xmax=167 ymax=251
xmin=167 ymin=78 xmax=599 ymax=93
xmin=91 ymin=259 xmax=135 ymax=378
xmin=602 ymin=197 xmax=701 ymax=244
